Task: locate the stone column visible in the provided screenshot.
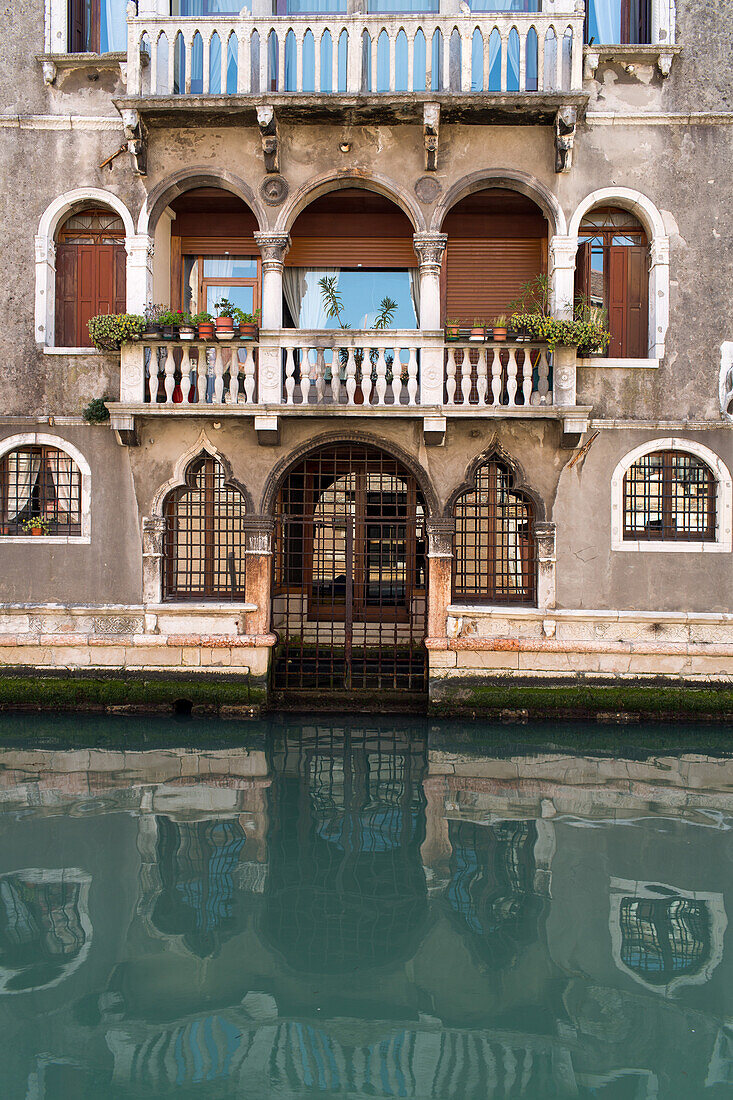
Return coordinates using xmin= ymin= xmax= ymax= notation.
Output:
xmin=548 ymin=235 xmax=576 ymax=320
xmin=255 ymin=232 xmax=291 ymax=405
xmin=243 ymin=516 xmax=275 ymax=636
xmin=142 ymin=515 xmax=167 ymax=606
xmin=126 ymin=233 xmax=155 ymax=314
xmin=535 ymin=521 xmax=557 ymax=610
xmin=426 ymin=517 xmax=454 ymax=640
xmin=413 ymin=232 xmax=447 ymax=330
xmin=649 ymin=236 xmax=669 ymax=359
xmin=34 ymin=236 xmax=55 ymax=346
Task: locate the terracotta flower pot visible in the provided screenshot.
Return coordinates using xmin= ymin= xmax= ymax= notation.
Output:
xmin=445 ymin=325 xmax=460 ymax=341
xmin=239 ymin=323 xmax=258 ymax=340
xmin=179 ymin=326 xmax=195 ymax=341
xmin=493 ymin=327 xmax=507 ymax=342
xmin=197 ymin=322 xmax=215 ymax=340
xmin=469 ymin=326 xmax=485 ymax=341
xmin=215 ymin=317 xmax=235 ymax=339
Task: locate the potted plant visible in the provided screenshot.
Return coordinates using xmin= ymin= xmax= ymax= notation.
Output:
xmin=157 ymin=309 xmax=180 ymax=340
xmin=470 ymin=318 xmax=486 ymax=341
xmin=193 ymin=311 xmax=215 ymax=340
xmin=176 ymin=311 xmax=196 ymax=340
xmin=21 ymin=516 xmax=52 ymax=537
xmin=445 ymin=319 xmax=461 ymax=341
xmin=492 ymin=314 xmax=508 ymax=341
xmin=214 ymin=298 xmax=237 ymax=338
xmin=87 ymin=313 xmax=144 ymax=350
xmin=143 ymin=302 xmax=167 ymax=339
xmin=234 ymin=307 xmax=261 ymax=340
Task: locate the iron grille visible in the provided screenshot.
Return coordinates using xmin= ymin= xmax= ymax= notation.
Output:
xmin=272 ymin=444 xmax=427 ymax=694
xmin=163 ymin=455 xmax=246 ymax=599
xmin=623 ymin=451 xmax=715 ymax=541
xmin=0 ymin=446 xmax=81 ymax=536
xmin=453 ymin=457 xmax=536 ymax=603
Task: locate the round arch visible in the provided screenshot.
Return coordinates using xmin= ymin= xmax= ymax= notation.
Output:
xmin=38 ymin=187 xmax=136 ymax=242
xmin=568 ymin=186 xmax=666 ymax=241
xmin=0 ymin=432 xmax=92 ymax=542
xmin=431 ymin=170 xmax=567 ymax=236
xmin=137 ymin=167 xmax=267 ymax=237
xmin=274 ymin=169 xmax=427 ymax=235
xmin=260 ymin=431 xmax=440 ymax=517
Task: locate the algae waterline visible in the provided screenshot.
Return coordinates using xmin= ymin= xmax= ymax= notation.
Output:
xmin=0 ymin=670 xmax=732 ymax=724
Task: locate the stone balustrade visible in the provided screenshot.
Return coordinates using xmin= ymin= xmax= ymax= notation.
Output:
xmin=118 ymin=333 xmax=570 ymax=410
xmin=127 ymin=12 xmax=584 ymax=98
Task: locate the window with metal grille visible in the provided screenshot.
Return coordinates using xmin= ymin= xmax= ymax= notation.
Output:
xmin=453 ymin=457 xmax=536 ymax=603
xmin=0 ymin=447 xmax=82 ymax=536
xmin=163 ymin=456 xmax=246 ymax=599
xmin=619 ymin=896 xmax=710 ymax=984
xmin=623 ymin=451 xmax=716 ymax=541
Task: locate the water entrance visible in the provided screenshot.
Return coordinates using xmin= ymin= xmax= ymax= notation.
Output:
xmin=0 ymin=714 xmax=731 ymax=1098
xmin=272 ymin=444 xmax=428 ymax=699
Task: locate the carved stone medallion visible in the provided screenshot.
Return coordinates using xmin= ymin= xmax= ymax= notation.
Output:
xmin=260 ymin=175 xmax=289 ymax=206
xmin=414 ymin=176 xmax=442 ymax=204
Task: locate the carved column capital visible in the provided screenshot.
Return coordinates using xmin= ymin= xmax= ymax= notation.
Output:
xmin=35 ymin=235 xmax=55 ymax=266
xmin=426 ymin=517 xmax=455 ymax=558
xmin=254 ymin=232 xmax=291 ymax=269
xmin=548 ymin=235 xmax=577 ymax=269
xmin=649 ymin=237 xmax=670 ymax=267
xmin=243 ymin=515 xmax=276 ymax=555
xmin=413 ymin=232 xmax=448 ymax=275
xmin=142 ymin=515 xmax=167 ymax=557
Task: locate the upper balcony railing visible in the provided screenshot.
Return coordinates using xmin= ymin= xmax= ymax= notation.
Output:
xmin=126 ymin=12 xmax=585 ymax=98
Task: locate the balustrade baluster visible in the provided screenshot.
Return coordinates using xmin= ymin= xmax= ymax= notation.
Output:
xmin=476 ymin=348 xmax=488 ymax=404
xmin=330 ymin=351 xmax=341 ymax=403
xmin=537 ymin=29 xmax=544 ymax=89
xmin=229 ymin=350 xmax=240 ymax=403
xmin=308 ymin=348 xmax=319 ymax=403
xmin=500 ymin=29 xmax=508 ymax=91
xmin=284 ymin=348 xmax=295 ymax=404
xmin=391 ymin=350 xmax=402 ymax=404
xmin=238 ymin=28 xmax=249 ymax=92
xmin=197 ymin=349 xmax=208 ymax=403
xmin=314 ymin=31 xmax=322 ymax=91
xmin=373 ymin=348 xmax=386 ymax=404
xmin=163 ymin=346 xmax=175 ymax=404
xmin=260 ymin=31 xmax=269 ymax=94
xmin=460 ymin=349 xmax=472 ymax=404
xmin=442 ymin=29 xmax=449 ymax=93
xmin=506 ymin=347 xmax=518 ymax=406
xmin=407 ymin=347 xmax=418 ymax=405
xmin=180 ymin=347 xmax=191 ymax=403
xmin=184 ymin=31 xmax=193 ymax=93
xmin=521 ymin=350 xmax=533 ymax=405
xmin=536 ymin=349 xmax=550 ymax=405
xmin=147 ymin=346 xmax=158 ymax=403
xmin=446 ymin=347 xmax=457 ymax=405
xmin=332 ymin=28 xmax=340 ymax=92
xmin=212 ymin=345 xmax=224 ymax=402
xmin=490 ymin=348 xmax=503 ymax=405
xmin=244 ymin=348 xmax=256 ymax=403
xmin=315 ymin=347 xmax=326 ymax=402
xmin=360 ymin=347 xmax=373 ymax=405
xmin=277 ymin=26 xmax=285 ymax=91
xmin=345 ymin=348 xmax=357 ymax=405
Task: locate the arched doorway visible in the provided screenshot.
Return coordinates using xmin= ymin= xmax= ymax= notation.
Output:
xmin=271 ymin=443 xmax=428 ymax=698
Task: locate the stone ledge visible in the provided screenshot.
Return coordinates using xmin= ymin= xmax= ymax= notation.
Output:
xmin=426 ymin=636 xmax=733 ymax=659
xmin=0 ymin=633 xmax=276 ymax=649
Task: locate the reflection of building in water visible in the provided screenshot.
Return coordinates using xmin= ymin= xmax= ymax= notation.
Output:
xmin=265 ymin=727 xmax=429 ymax=973
xmin=609 ymin=878 xmax=726 ymax=997
xmin=0 ymin=868 xmax=91 ymax=994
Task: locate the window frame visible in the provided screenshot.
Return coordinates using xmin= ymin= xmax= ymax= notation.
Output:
xmin=611 ymin=439 xmax=732 ymax=553
xmin=0 ymin=435 xmax=91 ymax=544
xmin=577 ymin=208 xmax=649 ymax=359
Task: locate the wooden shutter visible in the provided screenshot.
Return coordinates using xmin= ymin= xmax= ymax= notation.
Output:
xmin=285 ymin=237 xmax=416 ymax=268
xmin=113 ymin=242 xmax=127 ymax=315
xmin=55 ymin=244 xmax=77 ymax=347
xmin=445 ymin=239 xmax=543 ymax=324
xmin=626 ymin=244 xmax=648 ymax=357
xmin=68 ymin=0 xmax=86 ymax=52
xmin=574 ymin=240 xmax=591 ymax=306
xmin=608 ymin=246 xmax=627 ymax=357
xmin=77 ymin=244 xmax=100 ymax=347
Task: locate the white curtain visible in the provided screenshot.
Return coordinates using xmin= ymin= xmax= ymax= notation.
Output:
xmin=50 ymin=454 xmax=75 ymax=518
xmin=5 ymin=453 xmax=40 ymax=521
xmin=103 ymin=1 xmax=129 ymax=53
xmin=587 ymin=0 xmax=618 ymax=44
xmin=409 ymin=269 xmax=420 ymax=327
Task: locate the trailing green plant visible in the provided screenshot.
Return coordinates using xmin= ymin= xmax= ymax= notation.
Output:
xmin=156 ymin=309 xmax=183 ymax=327
xmin=82 ymin=397 xmax=110 ymax=424
xmin=214 ymin=298 xmax=237 ymax=318
xmin=508 ymin=310 xmax=610 ymax=352
xmin=87 ymin=313 xmax=144 ymax=350
xmin=191 ymin=311 xmax=213 ymax=324
xmin=20 ymin=516 xmax=52 ymax=535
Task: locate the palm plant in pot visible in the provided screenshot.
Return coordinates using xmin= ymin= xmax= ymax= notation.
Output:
xmin=214 ymin=298 xmax=237 ymax=339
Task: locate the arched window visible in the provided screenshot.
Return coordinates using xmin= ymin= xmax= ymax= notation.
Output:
xmin=55 ymin=208 xmax=126 ymax=348
xmin=576 ymin=207 xmax=648 ymax=358
xmin=0 ymin=445 xmax=82 ymax=536
xmin=453 ymin=457 xmax=536 ymax=604
xmin=163 ymin=455 xmax=246 ymax=599
xmin=623 ymin=450 xmax=716 ymax=542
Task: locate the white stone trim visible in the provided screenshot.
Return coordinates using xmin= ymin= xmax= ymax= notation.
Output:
xmin=150 ymin=430 xmax=223 ymax=518
xmin=0 ymin=433 xmax=91 ymax=544
xmin=568 ymin=186 xmax=669 ymax=360
xmin=609 ymin=877 xmax=726 ymax=998
xmin=35 ymin=188 xmax=137 ymax=348
xmin=578 ymin=357 xmax=660 ymax=369
xmin=611 ymin=437 xmax=733 ymax=554
xmin=720 ymin=342 xmax=733 ymax=423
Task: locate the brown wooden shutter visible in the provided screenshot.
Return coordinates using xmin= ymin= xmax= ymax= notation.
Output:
xmin=77 ymin=244 xmax=101 ymax=347
xmin=68 ymin=0 xmax=86 ymax=52
xmin=445 ymin=239 xmax=543 ymax=325
xmin=626 ymin=243 xmax=648 ymax=357
xmin=285 ymin=237 xmax=416 ymax=268
xmin=55 ymin=244 xmax=77 ymax=347
xmin=113 ymin=242 xmax=127 ymax=315
xmin=608 ymin=246 xmax=627 ymax=357
xmin=574 ymin=240 xmax=591 ymax=307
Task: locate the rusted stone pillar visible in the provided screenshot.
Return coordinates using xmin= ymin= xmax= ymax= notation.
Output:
xmin=535 ymin=521 xmax=557 ymax=611
xmin=426 ymin=518 xmax=454 ymax=640
xmin=141 ymin=515 xmax=166 ymax=606
xmin=243 ymin=516 xmax=275 ymax=636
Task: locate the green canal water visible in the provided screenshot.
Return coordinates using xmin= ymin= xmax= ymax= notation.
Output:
xmin=0 ymin=712 xmax=732 ymax=1098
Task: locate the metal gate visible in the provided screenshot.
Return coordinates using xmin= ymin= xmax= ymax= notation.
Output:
xmin=271 ymin=445 xmax=427 ymax=697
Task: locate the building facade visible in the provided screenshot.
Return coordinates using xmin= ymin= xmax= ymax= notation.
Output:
xmin=0 ymin=0 xmax=731 ymax=707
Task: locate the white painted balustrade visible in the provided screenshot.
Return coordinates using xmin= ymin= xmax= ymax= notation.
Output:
xmin=120 ymin=341 xmax=259 ymax=406
xmin=443 ymin=343 xmax=552 ymax=408
xmin=278 ymin=331 xmax=422 ymax=407
xmin=127 ymin=13 xmax=584 ymax=97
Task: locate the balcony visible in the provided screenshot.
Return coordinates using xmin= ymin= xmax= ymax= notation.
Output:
xmin=119 ymin=9 xmax=587 ymax=126
xmin=108 ymin=331 xmax=589 ymax=446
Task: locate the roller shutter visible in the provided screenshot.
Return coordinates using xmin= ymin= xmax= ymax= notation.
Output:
xmin=445 ymin=238 xmax=543 ymax=324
